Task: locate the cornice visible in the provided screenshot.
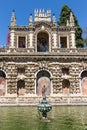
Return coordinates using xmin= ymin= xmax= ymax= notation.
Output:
xmin=0 ymin=51 xmax=87 ymax=63
xmin=8 ymin=26 xmax=35 ymax=31
xmin=8 ymin=24 xmax=75 ymax=32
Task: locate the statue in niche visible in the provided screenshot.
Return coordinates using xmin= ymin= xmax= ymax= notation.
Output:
xmin=42 ymin=85 xmax=47 ymax=99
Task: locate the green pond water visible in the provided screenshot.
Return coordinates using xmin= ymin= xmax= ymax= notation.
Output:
xmin=0 ymin=106 xmax=87 ymax=130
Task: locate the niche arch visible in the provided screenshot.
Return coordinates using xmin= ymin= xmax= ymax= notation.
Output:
xmin=17 ymin=79 xmax=25 ymax=96
xmin=80 ymin=70 xmax=87 ymax=95
xmin=0 ymin=69 xmax=6 ymax=96
xmin=62 ymin=79 xmax=70 ymax=94
xmin=36 ymin=69 xmax=52 ymax=95
xmin=37 ymin=31 xmax=49 ymax=52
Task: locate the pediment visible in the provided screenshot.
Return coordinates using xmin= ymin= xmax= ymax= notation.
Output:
xmin=34 ymin=21 xmax=52 ymax=28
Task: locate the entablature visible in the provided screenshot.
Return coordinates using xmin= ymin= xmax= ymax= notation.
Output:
xmin=0 ymin=48 xmax=87 ymax=63
xmin=8 ymin=26 xmax=35 ymax=31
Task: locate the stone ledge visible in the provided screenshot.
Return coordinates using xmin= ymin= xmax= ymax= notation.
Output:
xmin=0 ymin=96 xmax=87 ymax=106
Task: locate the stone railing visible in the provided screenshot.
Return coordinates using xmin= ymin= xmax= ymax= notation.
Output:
xmin=0 ymin=48 xmax=87 ymax=55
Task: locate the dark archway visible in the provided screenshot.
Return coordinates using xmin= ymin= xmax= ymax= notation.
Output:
xmin=0 ymin=70 xmax=6 ymax=96
xmin=36 ymin=70 xmax=51 ymax=95
xmin=0 ymin=70 xmax=6 ymax=78
xmin=37 ymin=32 xmax=49 ymax=52
xmin=62 ymin=79 xmax=70 ymax=94
xmin=81 ymin=70 xmax=87 ymax=80
xmin=37 ymin=70 xmax=50 ymax=80
xmin=17 ymin=80 xmax=25 ymax=95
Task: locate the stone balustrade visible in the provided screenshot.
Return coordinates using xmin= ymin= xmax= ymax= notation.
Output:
xmin=0 ymin=48 xmax=87 ymax=56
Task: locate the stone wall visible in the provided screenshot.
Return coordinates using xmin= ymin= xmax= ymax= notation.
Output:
xmin=0 ymin=60 xmax=84 ymax=96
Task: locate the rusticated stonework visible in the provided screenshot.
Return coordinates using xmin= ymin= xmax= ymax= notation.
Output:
xmin=0 ymin=9 xmax=87 ymax=106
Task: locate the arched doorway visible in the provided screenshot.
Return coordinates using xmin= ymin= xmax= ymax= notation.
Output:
xmin=17 ymin=80 xmax=25 ymax=96
xmin=81 ymin=70 xmax=87 ymax=95
xmin=62 ymin=79 xmax=70 ymax=94
xmin=0 ymin=70 xmax=6 ymax=96
xmin=37 ymin=32 xmax=49 ymax=52
xmin=36 ymin=70 xmax=51 ymax=95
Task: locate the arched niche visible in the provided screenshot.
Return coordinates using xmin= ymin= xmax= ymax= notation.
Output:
xmin=81 ymin=70 xmax=87 ymax=95
xmin=0 ymin=70 xmax=6 ymax=96
xmin=36 ymin=70 xmax=51 ymax=95
xmin=17 ymin=80 xmax=25 ymax=96
xmin=37 ymin=32 xmax=49 ymax=52
xmin=62 ymin=79 xmax=70 ymax=94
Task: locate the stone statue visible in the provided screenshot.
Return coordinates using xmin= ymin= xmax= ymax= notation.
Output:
xmin=42 ymin=85 xmax=46 ymax=99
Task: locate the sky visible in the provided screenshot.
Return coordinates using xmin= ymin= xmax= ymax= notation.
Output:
xmin=0 ymin=0 xmax=87 ymax=47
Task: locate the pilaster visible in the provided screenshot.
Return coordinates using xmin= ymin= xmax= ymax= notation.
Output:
xmin=10 ymin=30 xmax=15 ymax=48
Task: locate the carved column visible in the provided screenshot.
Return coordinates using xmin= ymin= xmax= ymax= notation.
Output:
xmin=10 ymin=30 xmax=15 ymax=48
xmin=7 ymin=63 xmax=17 ymax=94
xmin=70 ymin=30 xmax=75 ymax=48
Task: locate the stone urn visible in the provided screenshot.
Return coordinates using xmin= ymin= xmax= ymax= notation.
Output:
xmin=37 ymin=85 xmax=52 ymax=119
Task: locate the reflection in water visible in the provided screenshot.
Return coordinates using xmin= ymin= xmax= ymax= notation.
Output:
xmin=0 ymin=106 xmax=87 ymax=130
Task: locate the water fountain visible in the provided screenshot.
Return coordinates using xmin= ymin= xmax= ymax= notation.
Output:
xmin=37 ymin=85 xmax=52 ymax=121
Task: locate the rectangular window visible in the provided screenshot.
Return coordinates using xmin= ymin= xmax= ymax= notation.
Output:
xmin=60 ymin=37 xmax=67 ymax=48
xmin=17 ymin=68 xmax=25 ymax=74
xmin=18 ymin=37 xmax=26 ymax=48
xmin=62 ymin=68 xmax=69 ymax=75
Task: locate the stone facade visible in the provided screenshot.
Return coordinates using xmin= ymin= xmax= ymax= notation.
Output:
xmin=0 ymin=9 xmax=87 ymax=105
